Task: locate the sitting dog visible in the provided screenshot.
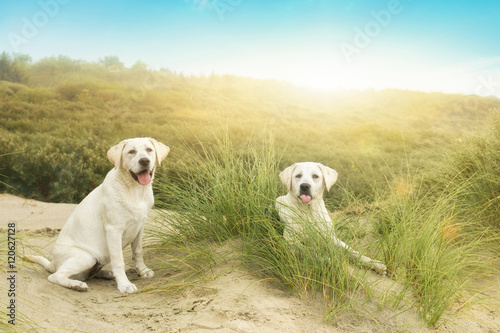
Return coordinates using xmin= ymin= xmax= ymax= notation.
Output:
xmin=276 ymin=162 xmax=387 ymax=274
xmin=24 ymin=137 xmax=170 ymax=293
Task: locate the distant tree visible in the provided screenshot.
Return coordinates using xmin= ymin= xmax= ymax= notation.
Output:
xmin=0 ymin=52 xmax=29 ymax=83
xmin=29 ymin=56 xmax=82 ymax=86
xmin=13 ymin=53 xmax=32 ymax=66
xmin=130 ymin=60 xmax=149 ymax=81
xmin=131 ymin=60 xmax=148 ymax=72
xmin=100 ymin=56 xmax=124 ymax=72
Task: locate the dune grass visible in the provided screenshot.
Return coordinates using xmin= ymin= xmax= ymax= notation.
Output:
xmin=428 ymin=110 xmax=500 ymax=233
xmin=374 ymin=177 xmax=490 ymax=326
xmin=372 ymin=112 xmax=500 ymax=325
xmin=151 ymin=129 xmax=374 ymax=320
xmin=153 ymin=128 xmax=283 ymax=243
xmin=150 ymin=118 xmax=499 ymax=327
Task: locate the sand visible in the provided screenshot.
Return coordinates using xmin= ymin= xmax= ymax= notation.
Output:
xmin=1 ymin=193 xmax=499 ymax=332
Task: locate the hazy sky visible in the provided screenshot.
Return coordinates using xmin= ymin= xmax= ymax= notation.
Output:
xmin=1 ymin=0 xmax=499 ymax=97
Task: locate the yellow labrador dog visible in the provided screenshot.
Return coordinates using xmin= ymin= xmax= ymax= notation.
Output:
xmin=24 ymin=138 xmax=170 ymax=293
xmin=276 ymin=162 xmax=387 ymax=274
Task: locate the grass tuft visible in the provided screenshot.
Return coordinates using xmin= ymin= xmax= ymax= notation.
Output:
xmin=374 ymin=175 xmax=494 ymax=326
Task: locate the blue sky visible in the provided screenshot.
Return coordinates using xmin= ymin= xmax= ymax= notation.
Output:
xmin=1 ymin=0 xmax=499 ymax=96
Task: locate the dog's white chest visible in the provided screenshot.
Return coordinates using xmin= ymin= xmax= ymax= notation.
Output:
xmin=276 ymin=194 xmax=335 ymax=243
xmin=120 ymin=201 xmax=150 ymax=245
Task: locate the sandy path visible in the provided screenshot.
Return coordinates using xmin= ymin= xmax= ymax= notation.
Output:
xmin=1 ymin=194 xmax=499 ymax=332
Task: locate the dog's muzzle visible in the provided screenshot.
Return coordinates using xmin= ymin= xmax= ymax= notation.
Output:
xmin=299 ymin=183 xmax=312 ymax=204
xmin=130 ymin=167 xmax=154 ymax=185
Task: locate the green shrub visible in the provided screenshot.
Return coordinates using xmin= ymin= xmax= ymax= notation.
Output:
xmin=56 ymin=80 xmax=125 ymax=104
xmin=0 ymin=81 xmax=28 ymax=97
xmin=16 ymin=87 xmax=55 ymax=104
xmin=0 ymin=131 xmax=110 ymax=202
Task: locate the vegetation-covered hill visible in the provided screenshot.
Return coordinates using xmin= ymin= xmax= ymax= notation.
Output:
xmin=0 ymin=52 xmax=498 ymax=204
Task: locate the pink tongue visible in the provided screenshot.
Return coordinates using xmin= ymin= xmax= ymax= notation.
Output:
xmin=137 ymin=171 xmax=151 ymax=185
xmin=300 ymin=195 xmax=311 ymax=204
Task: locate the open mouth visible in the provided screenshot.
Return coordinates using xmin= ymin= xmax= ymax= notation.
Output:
xmin=129 ymin=169 xmax=154 ymax=185
xmin=299 ymin=194 xmax=312 ymax=204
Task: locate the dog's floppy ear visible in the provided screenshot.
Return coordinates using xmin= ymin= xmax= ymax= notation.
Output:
xmin=318 ymin=163 xmax=338 ymax=192
xmin=279 ymin=163 xmax=297 ymax=192
xmin=107 ymin=140 xmax=127 ymax=169
xmin=149 ymin=138 xmax=170 ymax=166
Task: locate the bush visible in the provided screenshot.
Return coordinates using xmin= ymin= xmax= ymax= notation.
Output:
xmin=0 ymin=131 xmax=110 ymax=202
xmin=0 ymin=52 xmax=28 ymax=83
xmin=16 ymin=87 xmax=55 ymax=104
xmin=56 ymin=81 xmax=126 ymax=104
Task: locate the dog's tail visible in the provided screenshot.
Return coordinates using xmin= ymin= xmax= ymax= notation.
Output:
xmin=23 ymin=255 xmax=56 ymax=273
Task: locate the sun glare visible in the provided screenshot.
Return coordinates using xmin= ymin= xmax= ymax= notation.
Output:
xmin=280 ymin=55 xmax=497 ymax=97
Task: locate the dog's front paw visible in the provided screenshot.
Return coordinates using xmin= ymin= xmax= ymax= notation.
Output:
xmin=372 ymin=261 xmax=387 ymax=275
xmin=117 ymin=281 xmax=138 ymax=294
xmin=138 ymin=267 xmax=154 ymax=278
xmin=70 ymin=281 xmax=89 ymax=292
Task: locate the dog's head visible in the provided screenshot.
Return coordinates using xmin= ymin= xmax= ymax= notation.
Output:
xmin=279 ymin=162 xmax=338 ymax=204
xmin=107 ymin=137 xmax=170 ymax=186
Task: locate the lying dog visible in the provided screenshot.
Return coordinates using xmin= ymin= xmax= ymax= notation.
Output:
xmin=24 ymin=137 xmax=170 ymax=293
xmin=276 ymin=162 xmax=387 ymax=274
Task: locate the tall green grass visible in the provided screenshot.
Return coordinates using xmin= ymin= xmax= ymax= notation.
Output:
xmin=428 ymin=109 xmax=500 ymax=232
xmin=372 ymin=111 xmax=500 ymax=325
xmin=151 ymin=119 xmax=499 ymax=327
xmin=374 ymin=177 xmax=489 ymax=326
xmin=154 ymin=129 xmax=283 ymax=243
xmin=240 ymin=216 xmax=371 ymax=323
xmin=152 ymin=130 xmax=377 ymax=322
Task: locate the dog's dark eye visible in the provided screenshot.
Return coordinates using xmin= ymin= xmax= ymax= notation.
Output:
xmin=128 ymin=150 xmax=136 ymax=155
xmin=146 ymin=148 xmax=153 ymax=153
xmin=295 ymin=174 xmax=302 ymax=178
xmin=312 ymin=174 xmax=319 ymax=179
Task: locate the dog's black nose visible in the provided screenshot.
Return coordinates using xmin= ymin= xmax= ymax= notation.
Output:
xmin=139 ymin=158 xmax=150 ymax=167
xmin=300 ymin=183 xmax=311 ymax=192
